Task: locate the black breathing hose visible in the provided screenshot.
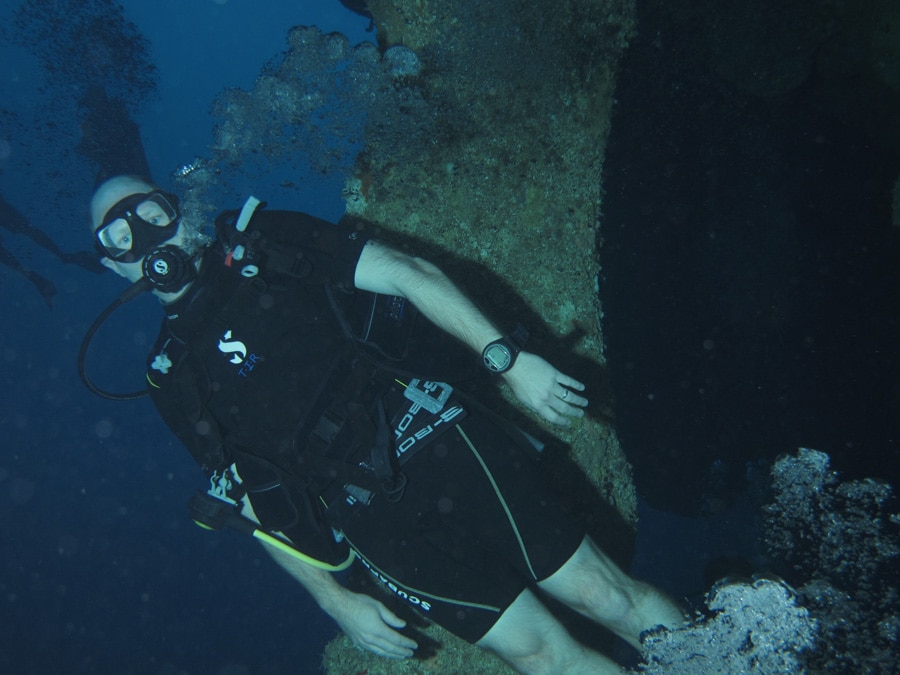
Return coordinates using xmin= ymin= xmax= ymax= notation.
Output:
xmin=77 ymin=278 xmax=152 ymax=400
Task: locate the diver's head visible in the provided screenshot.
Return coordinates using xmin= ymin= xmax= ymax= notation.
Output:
xmin=91 ymin=175 xmax=197 ymax=295
xmin=91 ymin=175 xmax=181 ymax=279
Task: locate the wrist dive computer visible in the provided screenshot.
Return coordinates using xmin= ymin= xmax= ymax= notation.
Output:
xmin=481 ymin=325 xmax=529 ymax=374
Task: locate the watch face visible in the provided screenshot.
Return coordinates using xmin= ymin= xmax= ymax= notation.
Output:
xmin=484 ymin=343 xmax=512 ymax=372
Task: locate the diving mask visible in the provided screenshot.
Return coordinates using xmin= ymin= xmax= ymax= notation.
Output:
xmin=95 ymin=191 xmax=181 ymax=262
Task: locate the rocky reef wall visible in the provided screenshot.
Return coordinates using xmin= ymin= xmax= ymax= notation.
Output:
xmin=349 ymin=0 xmax=638 ymax=522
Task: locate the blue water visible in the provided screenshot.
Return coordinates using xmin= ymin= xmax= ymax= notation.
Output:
xmin=0 ymin=3 xmax=370 ymax=673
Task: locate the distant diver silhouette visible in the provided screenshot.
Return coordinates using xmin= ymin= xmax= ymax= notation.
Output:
xmin=77 ymin=86 xmax=152 ymax=187
xmin=0 ymin=86 xmax=154 ymax=301
xmin=4 ymin=0 xmax=158 ymax=304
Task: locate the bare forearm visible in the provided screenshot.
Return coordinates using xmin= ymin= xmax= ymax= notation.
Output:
xmin=404 ymin=258 xmax=501 ymax=353
xmin=262 ymin=540 xmax=346 ymax=614
xmin=354 ymin=241 xmax=501 ymax=354
xmin=262 ymin=540 xmax=419 ymax=658
xmin=353 ymin=240 xmax=589 ymax=425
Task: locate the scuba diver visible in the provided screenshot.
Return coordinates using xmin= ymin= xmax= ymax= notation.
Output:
xmin=83 ymin=174 xmax=684 ymax=673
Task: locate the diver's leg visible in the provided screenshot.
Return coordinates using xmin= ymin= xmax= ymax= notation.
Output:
xmin=538 ymin=536 xmax=685 ymax=649
xmin=476 ymin=587 xmax=624 ymax=674
xmin=0 ymin=241 xmax=56 ymax=306
xmin=77 ymin=86 xmax=152 ymax=185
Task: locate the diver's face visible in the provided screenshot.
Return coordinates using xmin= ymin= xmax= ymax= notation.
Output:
xmin=91 ymin=178 xmax=185 ymax=283
xmin=96 ymin=192 xmax=181 ymax=261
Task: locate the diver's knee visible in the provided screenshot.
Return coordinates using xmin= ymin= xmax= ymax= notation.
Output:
xmin=482 ymin=635 xmax=584 ymax=675
xmin=477 ymin=593 xmax=585 ymax=675
xmin=580 ymin=574 xmax=647 ymax=623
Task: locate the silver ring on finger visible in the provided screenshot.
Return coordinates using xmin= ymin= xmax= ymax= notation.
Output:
xmin=561 ymin=389 xmax=569 ymax=401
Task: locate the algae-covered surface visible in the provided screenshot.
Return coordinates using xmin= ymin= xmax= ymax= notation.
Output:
xmin=352 ymin=0 xmax=638 ymax=522
xmin=323 ymin=628 xmax=514 ymax=674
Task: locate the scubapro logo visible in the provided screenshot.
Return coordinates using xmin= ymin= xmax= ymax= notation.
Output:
xmin=218 ymin=330 xmax=247 ymax=365
xmin=218 ymin=329 xmax=261 ymax=377
xmin=357 ymin=557 xmax=432 ymax=612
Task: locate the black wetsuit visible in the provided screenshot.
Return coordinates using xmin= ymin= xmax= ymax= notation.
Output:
xmin=146 ymin=207 xmax=583 ymax=642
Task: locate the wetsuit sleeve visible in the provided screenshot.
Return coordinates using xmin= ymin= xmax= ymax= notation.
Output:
xmin=331 ymin=213 xmax=372 ymax=286
xmin=244 ymin=210 xmax=371 ymax=289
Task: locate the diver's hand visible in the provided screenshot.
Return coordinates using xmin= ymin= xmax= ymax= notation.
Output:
xmin=503 ymin=352 xmax=588 ymax=426
xmin=328 ymin=591 xmax=418 ymax=659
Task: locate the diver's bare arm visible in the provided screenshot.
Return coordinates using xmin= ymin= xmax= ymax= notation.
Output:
xmin=262 ymin=542 xmax=417 ymax=658
xmin=238 ymin=495 xmax=348 ymax=610
xmin=241 ymin=490 xmax=417 ymax=659
xmin=260 ymin=540 xmax=344 ymax=608
xmin=354 ymin=239 xmax=502 ymax=353
xmin=353 ymin=240 xmax=588 ymax=425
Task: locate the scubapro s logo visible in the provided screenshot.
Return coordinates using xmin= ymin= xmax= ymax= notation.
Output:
xmin=218 ymin=330 xmax=247 ymax=365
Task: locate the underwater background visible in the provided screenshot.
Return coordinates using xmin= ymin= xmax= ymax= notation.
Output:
xmin=0 ymin=0 xmax=897 ymax=673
